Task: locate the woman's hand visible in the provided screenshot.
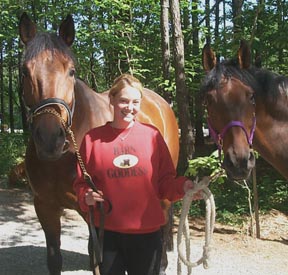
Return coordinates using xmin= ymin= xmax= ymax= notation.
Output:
xmin=183 ymin=179 xmax=203 ymax=200
xmin=85 ymin=188 xmax=104 ymax=205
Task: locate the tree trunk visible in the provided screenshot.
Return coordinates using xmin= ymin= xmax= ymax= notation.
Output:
xmin=170 ymin=0 xmax=193 ymax=173
xmin=192 ymin=0 xmax=204 ymax=148
xmin=215 ymin=0 xmax=220 ymax=44
xmin=232 ymin=0 xmax=244 ymax=41
xmin=8 ymin=40 xmax=14 ymax=132
xmin=205 ymin=0 xmax=211 ymax=44
xmin=277 ymin=0 xmax=284 ymax=64
xmin=160 ymin=0 xmax=172 ymax=103
xmin=0 ymin=43 xmax=4 ymax=132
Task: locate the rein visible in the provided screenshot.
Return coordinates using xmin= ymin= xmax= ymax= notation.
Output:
xmin=207 ymin=114 xmax=256 ymax=163
xmin=28 ymin=97 xmax=108 ymax=270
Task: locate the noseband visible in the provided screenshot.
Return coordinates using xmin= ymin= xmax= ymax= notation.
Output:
xmin=207 ymin=114 xmax=256 ymax=163
xmin=28 ymin=97 xmax=75 ymax=129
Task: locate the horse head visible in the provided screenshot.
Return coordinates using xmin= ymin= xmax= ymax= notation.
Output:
xmin=19 ymin=13 xmax=75 ymax=161
xmin=201 ymin=41 xmax=256 ymax=180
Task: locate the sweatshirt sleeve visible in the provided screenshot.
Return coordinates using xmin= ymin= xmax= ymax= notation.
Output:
xmin=155 ymin=131 xmax=187 ymax=202
xmin=73 ymin=134 xmax=91 ymax=213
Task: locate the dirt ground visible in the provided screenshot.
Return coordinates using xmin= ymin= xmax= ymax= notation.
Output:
xmin=0 ymin=182 xmax=287 ymax=275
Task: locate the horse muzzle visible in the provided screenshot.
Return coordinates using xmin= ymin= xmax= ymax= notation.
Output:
xmin=223 ymin=148 xmax=255 ymax=180
xmin=32 ymin=119 xmax=70 ymax=161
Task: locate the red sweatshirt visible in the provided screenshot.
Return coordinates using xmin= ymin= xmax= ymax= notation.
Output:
xmin=73 ymin=121 xmax=186 ymax=234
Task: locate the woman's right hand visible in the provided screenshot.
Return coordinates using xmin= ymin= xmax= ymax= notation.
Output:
xmin=85 ymin=188 xmax=104 ymax=205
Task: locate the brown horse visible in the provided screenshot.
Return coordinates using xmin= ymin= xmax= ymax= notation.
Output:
xmin=201 ymin=40 xmax=288 ymax=180
xmin=19 ymin=13 xmax=179 ymax=275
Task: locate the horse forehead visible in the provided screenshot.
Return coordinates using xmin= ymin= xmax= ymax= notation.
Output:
xmin=26 ymin=49 xmax=73 ymax=73
xmin=24 ymin=51 xmax=75 ymax=101
xmin=27 ymin=51 xmax=73 ymax=85
xmin=215 ymin=77 xmax=249 ymax=100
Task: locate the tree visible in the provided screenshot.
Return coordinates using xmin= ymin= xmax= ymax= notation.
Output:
xmin=192 ymin=0 xmax=205 ymax=148
xmin=160 ymin=0 xmax=172 ymax=103
xmin=170 ymin=0 xmax=193 ymax=173
xmin=232 ymin=0 xmax=244 ymax=41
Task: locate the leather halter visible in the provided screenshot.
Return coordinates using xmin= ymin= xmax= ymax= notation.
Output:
xmin=207 ymin=114 xmax=256 ymax=163
xmin=28 ymin=97 xmax=75 ymax=128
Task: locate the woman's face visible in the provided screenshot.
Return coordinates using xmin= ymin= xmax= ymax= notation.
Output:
xmin=110 ymin=86 xmax=142 ymax=125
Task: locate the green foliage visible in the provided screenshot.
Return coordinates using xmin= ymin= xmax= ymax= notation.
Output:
xmin=0 ymin=133 xmax=27 ymax=179
xmin=181 ymin=151 xmax=248 ymax=223
xmin=2 ymin=0 xmax=288 ymax=131
xmin=258 ymin=175 xmax=288 ymax=213
xmin=175 ymin=151 xmax=287 ymax=226
xmin=216 ymin=210 xmax=246 ymax=226
xmin=174 ymin=151 xmax=227 ymax=219
xmin=185 ymin=150 xmax=226 ymax=184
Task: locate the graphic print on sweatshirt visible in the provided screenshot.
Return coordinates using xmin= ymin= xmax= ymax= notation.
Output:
xmin=107 ymin=144 xmax=148 ymax=178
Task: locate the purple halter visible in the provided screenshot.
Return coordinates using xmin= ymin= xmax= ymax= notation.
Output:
xmin=207 ymin=114 xmax=256 ymax=163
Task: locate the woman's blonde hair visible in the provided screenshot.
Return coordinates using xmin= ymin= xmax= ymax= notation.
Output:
xmin=109 ymin=74 xmax=143 ymax=98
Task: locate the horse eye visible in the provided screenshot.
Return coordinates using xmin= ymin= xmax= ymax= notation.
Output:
xmin=205 ymin=93 xmax=215 ymax=106
xmin=249 ymin=93 xmax=255 ymax=104
xmin=69 ymin=68 xmax=75 ymax=77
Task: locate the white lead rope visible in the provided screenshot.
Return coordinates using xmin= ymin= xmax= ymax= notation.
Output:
xmin=177 ymin=176 xmax=216 ymax=275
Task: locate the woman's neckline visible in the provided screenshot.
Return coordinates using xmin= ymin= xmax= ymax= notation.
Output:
xmin=109 ymin=120 xmax=135 ymax=130
xmin=109 ymin=121 xmax=136 ymax=141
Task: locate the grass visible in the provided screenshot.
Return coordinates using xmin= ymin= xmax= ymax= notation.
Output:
xmin=0 ymin=132 xmax=27 ymax=179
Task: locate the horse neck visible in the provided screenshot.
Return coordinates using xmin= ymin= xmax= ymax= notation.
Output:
xmin=253 ymin=98 xmax=288 ymax=179
xmin=72 ymin=79 xmax=112 ymax=144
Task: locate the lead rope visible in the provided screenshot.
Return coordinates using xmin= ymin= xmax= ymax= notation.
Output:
xmin=177 ymin=176 xmax=216 ymax=275
xmin=31 ymin=107 xmax=106 ymax=272
xmin=66 ymin=125 xmax=106 ymax=272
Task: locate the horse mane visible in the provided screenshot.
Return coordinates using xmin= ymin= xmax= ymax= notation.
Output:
xmin=252 ymin=67 xmax=288 ymax=100
xmin=23 ymin=32 xmax=75 ymax=63
xmin=201 ymin=58 xmax=288 ymax=102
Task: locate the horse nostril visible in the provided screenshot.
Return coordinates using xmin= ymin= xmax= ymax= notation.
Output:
xmin=224 ymin=153 xmax=234 ymax=169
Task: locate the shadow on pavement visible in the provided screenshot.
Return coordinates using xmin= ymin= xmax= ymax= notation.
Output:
xmin=0 ymin=245 xmax=90 ymax=274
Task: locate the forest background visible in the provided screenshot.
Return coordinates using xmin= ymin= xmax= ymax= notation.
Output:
xmin=0 ymin=0 xmax=287 ymax=227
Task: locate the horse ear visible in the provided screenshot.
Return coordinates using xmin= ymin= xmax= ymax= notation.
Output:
xmin=59 ymin=14 xmax=75 ymax=47
xmin=202 ymin=44 xmax=217 ymax=72
xmin=238 ymin=40 xmax=251 ymax=69
xmin=19 ymin=12 xmax=37 ymax=45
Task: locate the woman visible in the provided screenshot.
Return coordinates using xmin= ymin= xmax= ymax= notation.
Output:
xmin=73 ymin=74 xmax=197 ymax=275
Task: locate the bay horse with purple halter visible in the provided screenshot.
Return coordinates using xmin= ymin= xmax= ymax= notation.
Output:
xmin=201 ymin=40 xmax=288 ymax=181
xmin=19 ymin=13 xmax=179 ymax=275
